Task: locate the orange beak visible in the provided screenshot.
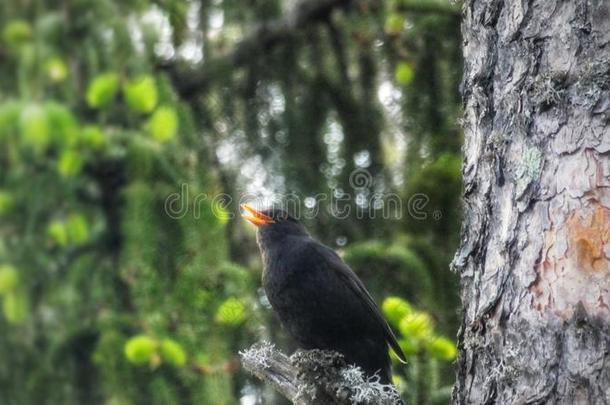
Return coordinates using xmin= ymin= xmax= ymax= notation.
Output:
xmin=240 ymin=204 xmax=275 ymax=227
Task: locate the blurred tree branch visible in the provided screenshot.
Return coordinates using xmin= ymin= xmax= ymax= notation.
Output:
xmin=397 ymin=0 xmax=460 ymax=15
xmin=160 ymin=0 xmax=350 ymax=99
xmin=160 ymin=0 xmax=460 ymax=99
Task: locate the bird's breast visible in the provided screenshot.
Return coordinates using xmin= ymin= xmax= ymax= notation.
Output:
xmin=261 ymin=252 xmax=298 ymax=298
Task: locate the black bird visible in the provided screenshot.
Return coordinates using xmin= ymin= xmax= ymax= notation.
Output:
xmin=241 ymin=204 xmax=407 ymax=384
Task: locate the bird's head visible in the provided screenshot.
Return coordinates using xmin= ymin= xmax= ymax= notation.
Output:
xmin=240 ymin=204 xmax=309 ymax=246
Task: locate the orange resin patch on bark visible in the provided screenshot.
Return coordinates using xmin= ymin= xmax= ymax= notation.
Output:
xmin=569 ymin=206 xmax=610 ymax=273
xmin=531 ymin=205 xmax=610 ymax=318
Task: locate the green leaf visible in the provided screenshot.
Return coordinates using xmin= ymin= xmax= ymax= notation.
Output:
xmin=47 ymin=220 xmax=69 ymax=246
xmin=20 ymin=104 xmax=50 ymax=150
xmin=215 ymin=297 xmax=246 ymax=326
xmin=124 ymin=335 xmax=157 ymax=365
xmin=57 ymin=150 xmax=83 ymax=177
xmin=0 ymin=265 xmax=18 ymax=294
xmin=427 ymin=336 xmax=457 ymax=361
xmin=382 ymin=296 xmax=413 ymax=327
xmin=66 ymin=213 xmax=89 ymax=244
xmin=160 ymin=339 xmax=187 ymax=367
xmin=44 ymin=57 xmax=68 ymax=82
xmin=384 ymin=14 xmax=404 ymax=35
xmin=47 ymin=214 xmax=90 ymax=248
xmin=124 ymin=75 xmax=158 ymax=113
xmin=81 ymin=125 xmax=106 ymax=149
xmin=3 ymin=291 xmax=28 ymax=324
xmin=148 ymin=106 xmax=178 ymax=143
xmin=3 ymin=20 xmax=32 ymax=47
xmin=86 ymin=73 xmax=120 ymax=108
xmin=399 ymin=311 xmax=432 ymax=341
xmin=395 ymin=62 xmax=414 ymax=85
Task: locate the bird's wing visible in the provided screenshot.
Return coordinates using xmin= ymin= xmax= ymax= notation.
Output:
xmin=311 ymin=243 xmax=407 ymax=364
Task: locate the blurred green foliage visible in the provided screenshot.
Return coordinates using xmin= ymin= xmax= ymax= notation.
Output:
xmin=0 ymin=0 xmax=462 ymax=403
xmin=345 ymin=241 xmax=432 ymax=305
xmin=86 ymin=73 xmax=120 ymax=108
xmin=383 ymin=296 xmax=456 ymax=404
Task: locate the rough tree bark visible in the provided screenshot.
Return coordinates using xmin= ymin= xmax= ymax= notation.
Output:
xmin=455 ymin=0 xmax=610 ymax=403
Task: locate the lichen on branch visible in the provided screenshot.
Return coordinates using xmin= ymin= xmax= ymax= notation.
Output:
xmin=239 ymin=342 xmax=402 ymax=404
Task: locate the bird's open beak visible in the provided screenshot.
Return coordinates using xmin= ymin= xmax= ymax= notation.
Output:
xmin=240 ymin=204 xmax=275 ymax=227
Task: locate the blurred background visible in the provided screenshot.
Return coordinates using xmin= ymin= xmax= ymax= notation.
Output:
xmin=0 ymin=0 xmax=463 ymax=403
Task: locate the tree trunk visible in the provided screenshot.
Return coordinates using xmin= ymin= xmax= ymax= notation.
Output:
xmin=454 ymin=0 xmax=610 ymax=403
